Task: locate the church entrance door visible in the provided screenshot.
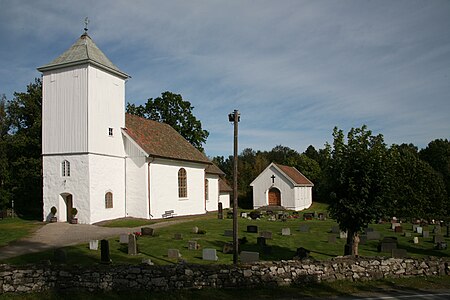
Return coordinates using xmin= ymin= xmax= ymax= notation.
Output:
xmin=65 ymin=194 xmax=73 ymax=222
xmin=268 ymin=188 xmax=281 ymax=206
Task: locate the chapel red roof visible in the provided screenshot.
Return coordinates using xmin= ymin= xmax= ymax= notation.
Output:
xmin=274 ymin=163 xmax=314 ymax=186
xmin=124 ymin=113 xmax=210 ymax=164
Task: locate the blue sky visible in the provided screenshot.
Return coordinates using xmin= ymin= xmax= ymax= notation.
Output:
xmin=1 ymin=0 xmax=449 ymax=157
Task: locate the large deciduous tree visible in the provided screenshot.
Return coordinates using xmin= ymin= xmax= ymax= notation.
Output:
xmin=126 ymin=91 xmax=209 ymax=152
xmin=327 ymin=125 xmax=389 ymax=256
xmin=0 ymin=95 xmax=11 ymax=209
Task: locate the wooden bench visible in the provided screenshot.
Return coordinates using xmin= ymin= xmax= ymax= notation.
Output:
xmin=162 ymin=210 xmax=177 ymax=219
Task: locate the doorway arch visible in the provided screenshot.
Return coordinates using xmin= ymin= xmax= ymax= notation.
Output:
xmin=59 ymin=193 xmax=73 ymax=222
xmin=268 ymin=187 xmax=281 ymax=206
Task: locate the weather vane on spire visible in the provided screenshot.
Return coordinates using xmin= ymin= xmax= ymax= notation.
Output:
xmin=84 ymin=17 xmax=89 ymax=33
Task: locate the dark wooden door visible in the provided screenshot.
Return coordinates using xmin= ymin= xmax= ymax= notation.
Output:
xmin=66 ymin=194 xmax=73 ymax=222
xmin=268 ymin=188 xmax=281 ymax=206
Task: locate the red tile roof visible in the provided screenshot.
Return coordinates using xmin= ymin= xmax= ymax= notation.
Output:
xmin=274 ymin=163 xmax=314 ymax=186
xmin=124 ymin=113 xmax=210 ymax=164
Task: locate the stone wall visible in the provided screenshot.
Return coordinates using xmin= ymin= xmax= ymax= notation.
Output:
xmin=1 ymin=257 xmax=449 ymax=294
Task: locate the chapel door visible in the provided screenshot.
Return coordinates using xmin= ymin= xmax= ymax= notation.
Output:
xmin=66 ymin=194 xmax=73 ymax=222
xmin=268 ymin=188 xmax=281 ymax=206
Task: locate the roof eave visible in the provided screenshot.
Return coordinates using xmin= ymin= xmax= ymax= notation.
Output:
xmin=37 ymin=60 xmax=129 ymax=79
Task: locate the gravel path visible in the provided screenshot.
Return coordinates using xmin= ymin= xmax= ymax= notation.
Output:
xmin=0 ymin=218 xmax=191 ymax=260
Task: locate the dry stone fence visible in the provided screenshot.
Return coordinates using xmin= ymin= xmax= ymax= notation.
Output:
xmin=1 ymin=256 xmax=449 ymax=293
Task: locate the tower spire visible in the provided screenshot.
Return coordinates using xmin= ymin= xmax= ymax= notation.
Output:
xmin=84 ymin=17 xmax=89 ymax=34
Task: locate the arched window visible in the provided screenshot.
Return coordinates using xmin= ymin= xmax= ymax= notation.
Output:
xmin=205 ymin=179 xmax=209 ymax=201
xmin=178 ymin=168 xmax=187 ymax=198
xmin=105 ymin=192 xmax=113 ymax=209
xmin=62 ymin=160 xmax=70 ymax=177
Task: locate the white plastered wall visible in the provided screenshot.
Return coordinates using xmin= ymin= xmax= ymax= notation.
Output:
xmin=88 ymin=154 xmax=126 ymax=224
xmin=294 ymin=186 xmax=312 ymax=211
xmin=149 ymin=158 xmax=206 ymax=219
xmin=219 ymin=193 xmax=230 ymax=209
xmin=42 ymin=154 xmax=90 ymax=223
xmin=205 ymin=174 xmax=220 ymax=212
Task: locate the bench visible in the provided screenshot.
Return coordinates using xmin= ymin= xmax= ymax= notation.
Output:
xmin=162 ymin=210 xmax=177 ymax=219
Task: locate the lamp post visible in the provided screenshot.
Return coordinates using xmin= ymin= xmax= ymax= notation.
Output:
xmin=228 ymin=110 xmax=240 ymax=264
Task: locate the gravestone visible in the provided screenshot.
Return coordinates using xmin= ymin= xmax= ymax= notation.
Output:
xmin=53 ymin=249 xmax=67 ymax=263
xmin=188 ymin=241 xmax=198 ymax=250
xmin=227 ymin=211 xmax=233 ymax=219
xmin=433 ymin=235 xmax=444 ymax=243
xmin=257 ymin=236 xmax=266 ymax=247
xmin=404 ymin=232 xmax=412 ymax=237
xmin=141 ymin=258 xmax=154 ymax=266
xmin=240 ymin=251 xmax=259 ymax=263
xmin=436 ymin=242 xmax=447 ymax=250
xmin=318 ymin=213 xmax=325 ymax=220
xmin=224 ymin=229 xmax=233 ymax=237
xmin=413 ymin=237 xmax=419 ymax=244
xmin=100 ymin=239 xmax=111 ymax=264
xmin=394 ymin=226 xmax=403 ymax=233
xmin=328 ymin=235 xmax=336 ymax=244
xmin=295 ymin=247 xmax=310 ymax=259
xmin=141 ymin=227 xmax=154 ymax=236
xmin=412 ymin=224 xmax=419 ymax=232
xmin=128 ymin=234 xmax=138 ymax=255
xmin=223 ymin=242 xmax=233 ymax=254
xmin=192 ymin=226 xmax=199 ymax=234
xmin=202 ymin=248 xmax=218 ymax=261
xmin=379 ymin=237 xmax=397 ymax=252
xmin=299 ymin=224 xmax=310 ymax=233
xmin=422 ymin=231 xmax=429 ymax=238
xmin=416 ymin=226 xmax=423 ymax=234
xmin=89 ymin=240 xmax=99 ymax=250
xmin=240 ymin=212 xmax=247 ymax=218
xmin=174 ymin=233 xmax=183 ymax=240
xmin=218 ymin=202 xmax=223 ymax=219
xmin=168 ymin=249 xmax=181 ymax=259
xmin=247 ymin=225 xmax=258 ymax=233
xmin=282 ymin=228 xmax=291 ymax=236
xmin=392 ymin=248 xmax=407 ymax=258
xmin=340 ymin=231 xmax=348 ymax=239
xmin=119 ymin=233 xmax=129 ymax=244
xmin=259 ymin=231 xmax=273 ymax=239
xmin=331 ymin=226 xmax=340 ymax=234
xmin=367 ymin=231 xmax=381 ymax=240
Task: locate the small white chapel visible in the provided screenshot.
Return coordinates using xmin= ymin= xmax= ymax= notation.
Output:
xmin=38 ymin=30 xmax=230 ymax=224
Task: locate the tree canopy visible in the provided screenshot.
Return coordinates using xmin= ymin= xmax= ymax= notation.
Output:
xmin=126 ymin=91 xmax=209 ymax=152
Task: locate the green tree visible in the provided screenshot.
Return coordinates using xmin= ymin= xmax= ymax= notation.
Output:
xmin=304 ymin=145 xmax=320 ymax=162
xmin=0 ymin=95 xmax=11 ymax=209
xmin=6 ymin=79 xmax=43 ymax=218
xmin=327 ymin=126 xmax=389 ymax=256
xmin=127 ymin=91 xmax=209 ymax=152
xmin=419 ymin=139 xmax=450 ymax=196
xmin=387 ymin=145 xmax=448 ymax=219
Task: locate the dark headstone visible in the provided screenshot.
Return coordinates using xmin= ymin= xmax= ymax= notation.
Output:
xmin=53 ymin=249 xmax=67 ymax=263
xmin=436 ymin=242 xmax=447 ymax=250
xmin=128 ymin=234 xmax=137 ymax=255
xmin=240 ymin=251 xmax=259 ymax=263
xmin=141 ymin=227 xmax=154 ymax=236
xmin=100 ymin=239 xmax=111 ymax=264
xmin=218 ymin=202 xmax=223 ymax=219
xmin=303 ymin=213 xmax=313 ymax=221
xmin=257 ymin=236 xmax=266 ymax=247
xmin=379 ymin=237 xmax=397 ymax=252
xmin=188 ymin=241 xmax=198 ymax=250
xmin=299 ymin=224 xmax=310 ymax=233
xmin=331 ymin=226 xmax=340 ymax=234
xmin=392 ymin=248 xmax=407 ymax=258
xmin=295 ymin=247 xmax=310 ymax=259
xmin=422 ymin=231 xmax=429 ymax=238
xmin=249 ymin=211 xmax=261 ymax=220
xmin=174 ymin=233 xmax=183 ymax=240
xmin=247 ymin=225 xmax=258 ymax=233
xmin=318 ymin=213 xmax=325 ymax=220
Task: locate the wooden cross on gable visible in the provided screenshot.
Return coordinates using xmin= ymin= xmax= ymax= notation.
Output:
xmin=271 ymin=175 xmax=276 ymax=184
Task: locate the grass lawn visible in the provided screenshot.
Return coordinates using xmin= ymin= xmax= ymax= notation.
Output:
xmin=2 ymin=202 xmax=449 ymax=266
xmin=98 ymin=218 xmax=157 ymax=228
xmin=0 ymin=218 xmax=43 ymax=247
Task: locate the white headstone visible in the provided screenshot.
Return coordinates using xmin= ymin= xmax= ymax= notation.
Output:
xmin=282 ymin=228 xmax=291 ymax=236
xmin=413 ymin=237 xmax=419 ymax=244
xmin=119 ymin=233 xmax=129 ymax=244
xmin=416 ymin=226 xmax=423 ymax=234
xmin=89 ymin=240 xmax=98 ymax=250
xmin=340 ymin=231 xmax=348 ymax=239
xmin=241 ymin=212 xmax=247 ymax=218
xmin=202 ymin=248 xmax=218 ymax=261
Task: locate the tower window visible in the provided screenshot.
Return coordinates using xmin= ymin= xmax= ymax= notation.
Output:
xmin=62 ymin=160 xmax=70 ymax=177
xmin=108 ymin=128 xmax=113 ymax=136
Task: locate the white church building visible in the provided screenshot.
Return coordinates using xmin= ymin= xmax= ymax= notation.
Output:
xmin=38 ymin=31 xmax=229 ymax=224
